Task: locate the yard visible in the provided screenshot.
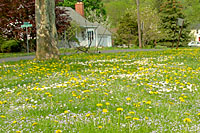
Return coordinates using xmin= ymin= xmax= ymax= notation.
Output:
xmin=0 ymin=48 xmax=200 ymax=132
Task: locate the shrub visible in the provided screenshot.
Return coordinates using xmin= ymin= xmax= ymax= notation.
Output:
xmin=1 ymin=40 xmax=21 ymax=53
xmin=0 ymin=37 xmax=5 ymax=52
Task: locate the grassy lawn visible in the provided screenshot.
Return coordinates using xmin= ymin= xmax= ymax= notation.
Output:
xmin=1 ymin=48 xmax=200 ymax=132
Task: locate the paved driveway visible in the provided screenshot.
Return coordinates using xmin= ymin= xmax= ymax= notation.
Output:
xmin=0 ymin=49 xmax=163 ymax=63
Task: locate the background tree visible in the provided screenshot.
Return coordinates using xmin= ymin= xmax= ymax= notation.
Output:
xmin=35 ymin=0 xmax=60 ymax=59
xmin=114 ymin=11 xmax=138 ymax=47
xmin=103 ymin=0 xmax=135 ymax=27
xmin=0 ymin=0 xmax=70 ymax=52
xmin=140 ymin=7 xmax=166 ymax=46
xmin=159 ymin=0 xmax=190 ymax=46
xmin=58 ymin=0 xmax=107 ymax=22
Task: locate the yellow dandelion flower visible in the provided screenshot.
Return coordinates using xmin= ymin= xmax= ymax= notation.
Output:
xmin=146 ymin=109 xmax=150 ymax=112
xmin=83 ymin=90 xmax=90 ymax=93
xmin=0 ymin=115 xmax=6 ymax=118
xmin=32 ymin=105 xmax=36 ymax=108
xmin=16 ymin=131 xmax=21 ymax=133
xmin=198 ymin=113 xmax=200 ymax=116
xmin=64 ymin=110 xmax=69 ymax=114
xmin=98 ymin=126 xmax=103 ymax=129
xmin=154 ymin=92 xmax=158 ymax=94
xmin=102 ymin=109 xmax=108 ymax=113
xmin=183 ymin=118 xmax=192 ymax=123
xmin=69 ymin=100 xmax=73 ymax=102
xmin=17 ymin=92 xmax=22 ymax=96
xmin=126 ymin=97 xmax=131 ymax=101
xmin=54 ymin=120 xmax=58 ymax=123
xmin=105 ymin=102 xmax=110 ymax=106
xmin=32 ymin=122 xmax=38 ymax=126
xmin=86 ymin=113 xmax=91 ymax=117
xmin=117 ymin=108 xmax=123 ymax=112
xmin=96 ymin=103 xmax=103 ymax=107
xmin=13 ymin=121 xmax=17 ymax=124
xmin=149 ymin=91 xmax=154 ymax=94
xmin=125 ymin=116 xmax=132 ymax=119
xmin=25 ymin=98 xmax=29 ymax=102
xmin=184 ymin=112 xmax=190 ymax=116
xmin=133 ymin=117 xmax=139 ymax=120
xmin=48 ymin=94 xmax=53 ymax=97
xmin=146 ymin=101 xmax=151 ymax=105
xmin=21 ymin=117 xmax=25 ymax=120
xmin=104 ymin=92 xmax=108 ymax=95
xmin=128 ymin=111 xmax=135 ymax=114
xmin=55 ymin=129 xmax=62 ymax=133
xmin=145 ymin=117 xmax=149 ymax=120
xmin=0 ymin=101 xmax=3 ymax=104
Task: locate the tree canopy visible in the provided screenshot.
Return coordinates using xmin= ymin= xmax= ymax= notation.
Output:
xmin=58 ymin=0 xmax=106 ymax=22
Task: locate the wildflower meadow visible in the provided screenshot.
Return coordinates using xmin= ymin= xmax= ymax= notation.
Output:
xmin=1 ymin=48 xmax=200 ymax=132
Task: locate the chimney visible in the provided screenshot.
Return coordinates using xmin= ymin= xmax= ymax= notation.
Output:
xmin=75 ymin=0 xmax=84 ymax=17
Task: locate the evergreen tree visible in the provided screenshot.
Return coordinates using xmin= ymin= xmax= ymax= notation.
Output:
xmin=114 ymin=12 xmax=138 ymax=47
xmin=58 ymin=0 xmax=107 ymax=22
xmin=160 ymin=0 xmax=190 ymax=46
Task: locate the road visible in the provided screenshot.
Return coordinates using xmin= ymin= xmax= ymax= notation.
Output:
xmin=0 ymin=49 xmax=163 ymax=63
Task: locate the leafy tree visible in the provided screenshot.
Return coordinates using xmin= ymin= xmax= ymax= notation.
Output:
xmin=114 ymin=11 xmax=138 ymax=47
xmin=58 ymin=0 xmax=107 ymax=22
xmin=180 ymin=0 xmax=200 ymax=26
xmin=0 ymin=0 xmax=70 ymax=51
xmin=159 ymin=0 xmax=190 ymax=46
xmin=140 ymin=7 xmax=166 ymax=46
xmin=104 ymin=0 xmax=135 ymax=27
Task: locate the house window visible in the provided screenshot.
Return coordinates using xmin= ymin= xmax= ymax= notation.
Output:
xmin=87 ymin=31 xmax=94 ymax=41
xmin=82 ymin=31 xmax=86 ymax=39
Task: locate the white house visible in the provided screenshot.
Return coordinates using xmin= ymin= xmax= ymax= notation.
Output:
xmin=190 ymin=24 xmax=200 ymax=42
xmin=58 ymin=2 xmax=112 ymax=48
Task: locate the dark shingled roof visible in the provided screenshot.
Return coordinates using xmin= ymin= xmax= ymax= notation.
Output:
xmin=58 ymin=7 xmax=112 ymax=35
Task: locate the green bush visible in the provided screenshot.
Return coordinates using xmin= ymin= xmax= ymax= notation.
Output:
xmin=154 ymin=45 xmax=168 ymax=49
xmin=1 ymin=40 xmax=21 ymax=53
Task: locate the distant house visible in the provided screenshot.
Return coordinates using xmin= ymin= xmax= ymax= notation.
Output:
xmin=58 ymin=2 xmax=112 ymax=48
xmin=190 ymin=24 xmax=200 ymax=42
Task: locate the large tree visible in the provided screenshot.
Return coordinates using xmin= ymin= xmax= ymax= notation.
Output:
xmin=0 ymin=0 xmax=70 ymax=52
xmin=114 ymin=11 xmax=138 ymax=47
xmin=58 ymin=0 xmax=107 ymax=22
xmin=160 ymin=0 xmax=190 ymax=46
xmin=35 ymin=0 xmax=60 ymax=59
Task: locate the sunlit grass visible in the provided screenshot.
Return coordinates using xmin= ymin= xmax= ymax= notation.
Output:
xmin=1 ymin=48 xmax=200 ymax=132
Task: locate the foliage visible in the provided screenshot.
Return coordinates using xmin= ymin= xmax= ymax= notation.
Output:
xmin=140 ymin=7 xmax=166 ymax=46
xmin=114 ymin=11 xmax=138 ymax=47
xmin=1 ymin=40 xmax=21 ymax=53
xmin=64 ymin=21 xmax=80 ymax=48
xmin=58 ymin=0 xmax=107 ymax=21
xmin=159 ymin=0 xmax=191 ymax=46
xmin=0 ymin=0 xmax=70 ymax=51
xmin=103 ymin=0 xmax=135 ymax=27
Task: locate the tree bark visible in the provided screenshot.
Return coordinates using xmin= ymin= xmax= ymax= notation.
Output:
xmin=35 ymin=0 xmax=59 ymax=60
xmin=136 ymin=0 xmax=142 ymax=48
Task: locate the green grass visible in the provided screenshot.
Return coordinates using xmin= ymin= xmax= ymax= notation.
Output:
xmin=1 ymin=48 xmax=200 ymax=132
xmin=0 ymin=52 xmax=35 ymax=59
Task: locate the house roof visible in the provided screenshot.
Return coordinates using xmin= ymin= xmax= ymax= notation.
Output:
xmin=58 ymin=7 xmax=112 ymax=35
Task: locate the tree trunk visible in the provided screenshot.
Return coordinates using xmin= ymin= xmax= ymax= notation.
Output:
xmin=136 ymin=0 xmax=142 ymax=48
xmin=35 ymin=0 xmax=59 ymax=60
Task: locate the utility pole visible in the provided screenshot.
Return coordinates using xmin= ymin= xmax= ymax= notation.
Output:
xmin=136 ymin=0 xmax=142 ymax=48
